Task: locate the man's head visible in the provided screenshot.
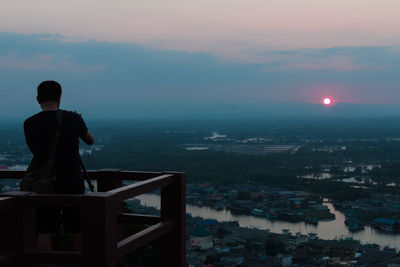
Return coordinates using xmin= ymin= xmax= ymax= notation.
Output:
xmin=37 ymin=80 xmax=62 ymax=104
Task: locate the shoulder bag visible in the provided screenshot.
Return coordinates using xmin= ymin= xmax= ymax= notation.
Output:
xmin=20 ymin=109 xmax=63 ymax=193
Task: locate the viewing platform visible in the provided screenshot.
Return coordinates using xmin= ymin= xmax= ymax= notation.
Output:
xmin=0 ymin=170 xmax=186 ymax=266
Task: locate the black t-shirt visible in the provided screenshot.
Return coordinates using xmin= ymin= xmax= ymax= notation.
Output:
xmin=24 ymin=110 xmax=88 ymax=194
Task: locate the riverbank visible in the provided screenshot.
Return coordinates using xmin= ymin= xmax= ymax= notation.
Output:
xmin=126 ymin=196 xmax=400 ymax=266
xmin=136 ymin=193 xmax=400 ymax=250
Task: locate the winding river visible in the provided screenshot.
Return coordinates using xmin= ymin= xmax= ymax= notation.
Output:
xmin=135 ymin=194 xmax=400 ymax=250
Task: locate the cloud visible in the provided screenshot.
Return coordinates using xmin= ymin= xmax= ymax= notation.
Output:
xmin=257 ymin=47 xmax=400 ymax=71
xmin=274 ymin=55 xmax=365 ymax=71
xmin=1 ymin=32 xmax=400 ymax=119
xmin=0 ymin=50 xmax=105 ymax=72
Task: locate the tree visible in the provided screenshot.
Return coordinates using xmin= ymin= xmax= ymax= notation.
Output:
xmin=265 ymin=237 xmax=285 ymax=256
xmin=244 ymin=242 xmax=252 ymax=252
xmin=237 ymin=190 xmax=251 ymax=200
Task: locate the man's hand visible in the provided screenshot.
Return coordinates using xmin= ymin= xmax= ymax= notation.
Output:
xmin=82 ymin=130 xmax=94 ymax=145
xmin=73 ymin=110 xmax=82 ymax=117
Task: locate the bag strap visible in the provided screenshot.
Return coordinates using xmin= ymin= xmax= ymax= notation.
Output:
xmin=47 ymin=109 xmax=63 ymax=162
xmin=79 ymin=155 xmax=95 ymax=192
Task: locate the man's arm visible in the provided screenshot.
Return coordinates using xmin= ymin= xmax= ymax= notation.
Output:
xmin=76 ymin=111 xmax=94 ymax=145
xmin=23 ymin=120 xmax=34 ymax=153
xmin=81 ymin=130 xmax=94 ymax=145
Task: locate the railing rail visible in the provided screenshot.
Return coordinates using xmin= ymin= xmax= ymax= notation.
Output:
xmin=0 ymin=169 xmax=186 ymax=267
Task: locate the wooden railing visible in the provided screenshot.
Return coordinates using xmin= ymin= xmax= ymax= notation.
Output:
xmin=0 ymin=170 xmax=186 ymax=266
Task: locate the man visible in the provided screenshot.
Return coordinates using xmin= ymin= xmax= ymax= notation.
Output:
xmin=24 ymin=80 xmax=94 ymax=255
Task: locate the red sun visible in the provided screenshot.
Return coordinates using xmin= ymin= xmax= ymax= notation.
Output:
xmin=323 ymin=97 xmax=332 ymax=105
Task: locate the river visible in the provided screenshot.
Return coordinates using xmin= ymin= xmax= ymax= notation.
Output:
xmin=135 ymin=194 xmax=400 ymax=250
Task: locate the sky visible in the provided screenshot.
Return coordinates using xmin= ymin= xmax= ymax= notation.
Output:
xmin=1 ymin=0 xmax=400 ymax=118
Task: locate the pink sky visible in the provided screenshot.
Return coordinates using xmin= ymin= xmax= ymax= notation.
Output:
xmin=1 ymin=0 xmax=400 ymax=58
xmin=1 ymin=1 xmax=400 ymax=107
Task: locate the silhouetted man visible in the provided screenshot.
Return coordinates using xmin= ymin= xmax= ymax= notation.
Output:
xmin=24 ymin=80 xmax=94 ymax=260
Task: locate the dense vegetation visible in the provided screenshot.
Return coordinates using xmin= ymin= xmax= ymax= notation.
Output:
xmin=2 ymin=117 xmax=400 ymax=200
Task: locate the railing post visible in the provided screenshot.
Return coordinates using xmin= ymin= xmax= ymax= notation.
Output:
xmin=2 ymin=191 xmax=35 ymax=266
xmin=160 ymin=172 xmax=186 ymax=267
xmin=81 ymin=193 xmax=119 ymax=267
xmin=0 ymin=198 xmax=17 ymax=259
xmin=96 ymin=169 xmax=125 ymax=242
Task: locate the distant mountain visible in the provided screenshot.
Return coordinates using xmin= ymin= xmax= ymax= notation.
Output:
xmin=96 ymin=102 xmax=400 ymax=119
xmin=2 ymin=102 xmax=400 ymax=121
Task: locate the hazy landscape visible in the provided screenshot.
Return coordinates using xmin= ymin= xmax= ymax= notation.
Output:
xmin=2 ymin=113 xmax=400 ymax=264
xmin=2 ymin=0 xmax=400 ymax=265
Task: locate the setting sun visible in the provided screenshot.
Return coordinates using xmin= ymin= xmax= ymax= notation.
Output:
xmin=323 ymin=97 xmax=332 ymax=105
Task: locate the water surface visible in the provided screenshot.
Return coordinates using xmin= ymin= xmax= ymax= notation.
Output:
xmin=135 ymin=194 xmax=400 ymax=250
